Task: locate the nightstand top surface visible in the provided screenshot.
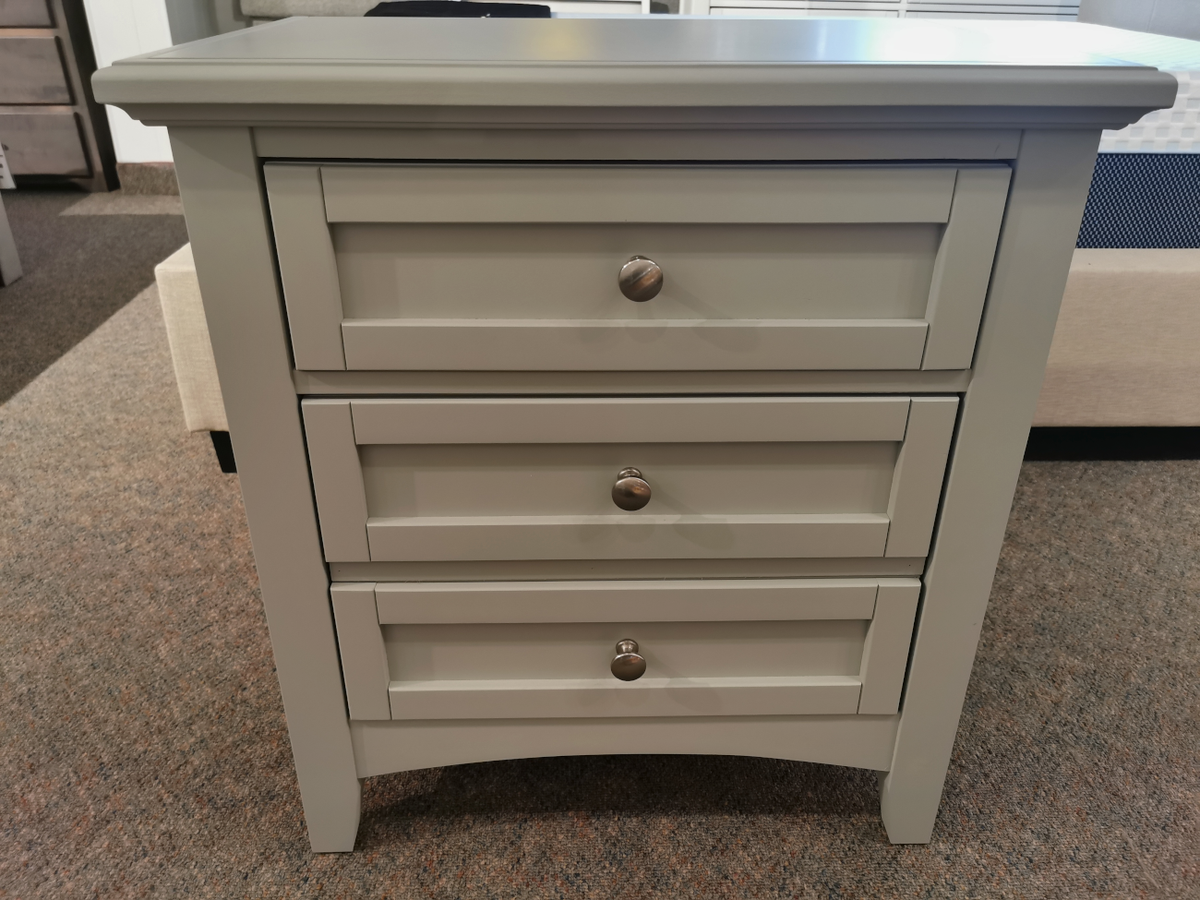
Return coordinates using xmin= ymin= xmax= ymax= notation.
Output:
xmin=126 ymin=17 xmax=1180 ymax=67
xmin=93 ymin=17 xmax=1179 ymax=119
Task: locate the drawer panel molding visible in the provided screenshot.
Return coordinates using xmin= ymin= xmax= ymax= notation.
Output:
xmin=374 ymin=577 xmax=881 ymax=623
xmin=319 ymin=165 xmax=959 ymax=224
xmin=330 ymin=584 xmax=391 ymax=720
xmin=365 ymin=514 xmax=891 ymax=562
xmin=350 ymin=396 xmax=911 ymax=444
xmin=388 ymin=676 xmax=864 ymax=720
xmin=340 ymin=319 xmax=931 ymax=372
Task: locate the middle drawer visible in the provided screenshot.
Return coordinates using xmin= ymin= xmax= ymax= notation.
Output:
xmin=303 ymin=395 xmax=957 ymax=563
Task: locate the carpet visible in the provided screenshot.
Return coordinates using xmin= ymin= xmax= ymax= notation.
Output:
xmin=1 ymin=290 xmax=1196 ymax=898
xmin=60 ymin=192 xmax=185 ymax=216
xmin=0 ymin=188 xmax=188 ymax=404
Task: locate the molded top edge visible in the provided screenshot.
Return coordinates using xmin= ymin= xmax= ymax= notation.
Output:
xmin=93 ymin=17 xmax=1181 ymax=116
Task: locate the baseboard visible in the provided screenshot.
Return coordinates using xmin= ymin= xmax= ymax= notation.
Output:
xmin=1025 ymin=427 xmax=1200 ymax=461
xmin=117 ymin=163 xmax=179 ymax=196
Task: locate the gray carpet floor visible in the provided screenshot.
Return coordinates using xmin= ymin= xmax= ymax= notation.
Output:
xmin=1 ymin=289 xmax=1197 ymax=898
xmin=0 ymin=188 xmax=189 ymax=404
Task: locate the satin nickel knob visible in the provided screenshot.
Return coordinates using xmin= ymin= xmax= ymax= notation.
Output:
xmin=611 ymin=639 xmax=647 ymax=681
xmin=618 ymin=256 xmax=663 ymax=303
xmin=612 ymin=467 xmax=651 ymax=511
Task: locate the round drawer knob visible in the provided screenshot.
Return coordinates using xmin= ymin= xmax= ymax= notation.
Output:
xmin=618 ymin=256 xmax=663 ymax=303
xmin=611 ymin=639 xmax=647 ymax=681
xmin=612 ymin=467 xmax=651 ymax=511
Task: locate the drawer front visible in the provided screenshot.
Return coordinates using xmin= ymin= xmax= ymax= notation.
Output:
xmin=331 ymin=578 xmax=921 ymax=720
xmin=0 ymin=0 xmax=53 ymax=27
xmin=0 ymin=111 xmax=88 ymax=176
xmin=302 ymin=395 xmax=957 ymax=563
xmin=266 ymin=163 xmax=1010 ymax=373
xmin=0 ymin=36 xmax=70 ymax=104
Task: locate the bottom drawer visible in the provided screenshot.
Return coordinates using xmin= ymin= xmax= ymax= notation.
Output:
xmin=332 ymin=578 xmax=919 ymax=721
xmin=0 ymin=111 xmax=88 ymax=176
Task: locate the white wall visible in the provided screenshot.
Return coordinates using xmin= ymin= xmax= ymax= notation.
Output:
xmin=83 ymin=0 xmax=175 ymax=163
xmin=163 ymin=0 xmax=217 ymax=44
xmin=164 ymin=0 xmax=248 ymax=44
xmin=1079 ymin=0 xmax=1200 ymax=41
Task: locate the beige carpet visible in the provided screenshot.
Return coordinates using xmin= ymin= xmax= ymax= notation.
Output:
xmin=1 ymin=288 xmax=1197 ymax=898
xmin=0 ymin=187 xmax=188 ymax=404
xmin=60 ymin=192 xmax=185 ymax=216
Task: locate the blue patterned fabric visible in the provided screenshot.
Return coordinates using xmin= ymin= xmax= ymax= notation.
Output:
xmin=1077 ymin=153 xmax=1200 ymax=248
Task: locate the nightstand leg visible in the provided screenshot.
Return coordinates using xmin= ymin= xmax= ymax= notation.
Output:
xmin=171 ymin=127 xmax=363 ymax=853
xmin=878 ymin=130 xmax=1101 ymax=845
xmin=304 ymin=775 xmax=363 ymax=853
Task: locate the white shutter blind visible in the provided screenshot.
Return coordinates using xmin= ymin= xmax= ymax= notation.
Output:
xmin=695 ymin=0 xmax=1078 ymax=20
xmin=905 ymin=1 xmax=1078 ymax=18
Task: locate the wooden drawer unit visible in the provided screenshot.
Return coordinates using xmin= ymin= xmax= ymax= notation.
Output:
xmin=0 ymin=0 xmax=117 ymax=190
xmin=331 ymin=578 xmax=920 ymax=721
xmin=303 ymin=395 xmax=958 ymax=563
xmin=266 ymin=163 xmax=1010 ymax=373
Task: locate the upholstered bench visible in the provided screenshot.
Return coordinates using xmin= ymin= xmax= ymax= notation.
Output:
xmin=155 ymin=244 xmax=233 ymax=469
xmin=157 ymin=244 xmax=226 ymax=432
xmin=1034 ymin=249 xmax=1200 ymax=427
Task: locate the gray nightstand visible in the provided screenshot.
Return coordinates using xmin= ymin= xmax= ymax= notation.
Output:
xmin=93 ymin=16 xmax=1175 ymax=851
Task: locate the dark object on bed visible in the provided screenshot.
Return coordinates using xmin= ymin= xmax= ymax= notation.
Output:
xmin=1077 ymin=154 xmax=1200 ymax=249
xmin=1025 ymin=427 xmax=1200 ymax=461
xmin=366 ymin=1 xmax=551 ymax=16
xmin=210 ymin=431 xmax=237 ymax=474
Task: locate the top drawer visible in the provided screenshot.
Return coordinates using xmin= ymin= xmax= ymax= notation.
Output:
xmin=265 ymin=163 xmax=1010 ymax=373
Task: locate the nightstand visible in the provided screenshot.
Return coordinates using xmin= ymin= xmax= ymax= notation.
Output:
xmin=93 ymin=16 xmax=1175 ymax=851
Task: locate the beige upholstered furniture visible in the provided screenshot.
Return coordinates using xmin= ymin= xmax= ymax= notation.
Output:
xmin=95 ymin=16 xmax=1174 ymax=852
xmin=156 ymin=244 xmax=227 ymax=432
xmin=1035 ymin=249 xmax=1200 ymax=427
